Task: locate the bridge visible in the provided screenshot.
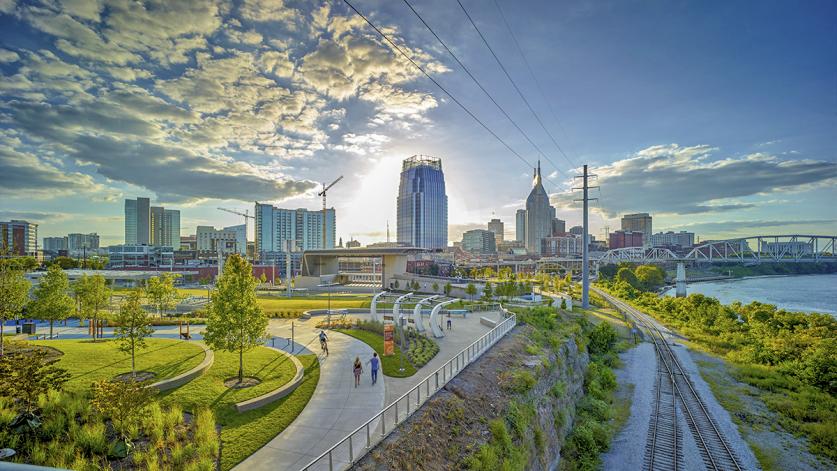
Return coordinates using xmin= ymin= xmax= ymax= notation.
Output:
xmin=597 ymin=235 xmax=836 ymax=264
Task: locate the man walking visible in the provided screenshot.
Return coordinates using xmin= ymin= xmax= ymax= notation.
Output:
xmin=367 ymin=352 xmax=380 ymax=385
xmin=447 ymin=317 xmax=452 ymax=330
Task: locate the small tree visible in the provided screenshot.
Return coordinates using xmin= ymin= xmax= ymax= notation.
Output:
xmin=204 ymin=254 xmax=268 ymax=383
xmin=146 ymin=273 xmax=179 ymax=318
xmin=560 ymin=298 xmax=567 ymax=310
xmin=394 ymin=279 xmax=400 ymax=289
xmin=30 ymin=264 xmax=74 ymax=339
xmin=0 ymin=268 xmax=31 ymax=356
xmin=0 ymin=349 xmax=70 ymax=431
xmin=443 ymin=282 xmax=452 ymax=296
xmin=91 ymin=378 xmax=152 ymax=454
xmin=432 ymin=282 xmax=439 ymax=293
xmin=482 ymin=282 xmax=493 ymax=300
xmin=76 ymin=274 xmax=111 ymax=340
xmin=465 ymin=283 xmax=477 ymax=300
xmin=114 ymin=290 xmax=154 ymax=377
xmin=259 ymin=273 xmax=268 ymax=285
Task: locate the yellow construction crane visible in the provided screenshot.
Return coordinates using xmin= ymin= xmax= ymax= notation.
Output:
xmin=217 ymin=207 xmax=254 ymax=258
xmin=318 ymin=176 xmax=343 ymax=248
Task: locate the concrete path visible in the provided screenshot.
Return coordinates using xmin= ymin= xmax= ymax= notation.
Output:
xmin=234 ymin=324 xmax=385 ymax=471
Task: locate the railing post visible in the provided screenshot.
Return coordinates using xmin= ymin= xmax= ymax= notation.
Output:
xmin=366 ymin=422 xmax=370 ymax=448
xmin=349 ymin=435 xmax=354 ymax=463
xmin=407 ymin=392 xmax=410 ymax=414
xmin=382 ymin=410 xmax=386 ymax=436
xmin=328 ymin=450 xmax=333 ymax=471
xmin=395 ymin=401 xmax=399 ymax=424
xmin=435 ymin=371 xmax=439 ymax=389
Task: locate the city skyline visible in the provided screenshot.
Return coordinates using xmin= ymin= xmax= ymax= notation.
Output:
xmin=1 ymin=1 xmax=835 ymax=245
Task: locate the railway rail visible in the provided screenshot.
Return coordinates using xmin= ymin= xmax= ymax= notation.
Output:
xmin=594 ymin=288 xmax=744 ymax=471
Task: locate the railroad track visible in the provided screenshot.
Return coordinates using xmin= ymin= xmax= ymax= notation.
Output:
xmin=594 ymin=288 xmax=743 ymax=471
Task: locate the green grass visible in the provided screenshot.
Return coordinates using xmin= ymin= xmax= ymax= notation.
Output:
xmin=335 ymin=329 xmax=416 ymax=377
xmin=160 ymin=347 xmax=316 ymax=470
xmin=31 ymin=338 xmax=205 ymax=393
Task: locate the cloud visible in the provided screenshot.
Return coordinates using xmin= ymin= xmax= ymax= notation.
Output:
xmin=0 ymin=210 xmax=67 ymax=222
xmin=551 ymin=144 xmax=837 ymax=217
xmin=0 ymin=144 xmax=101 ymax=198
xmin=448 ymin=223 xmax=486 ymax=242
xmin=668 ymin=219 xmax=837 ymax=234
xmin=333 ymin=133 xmax=390 ymax=155
xmin=0 ymin=48 xmax=20 ymax=62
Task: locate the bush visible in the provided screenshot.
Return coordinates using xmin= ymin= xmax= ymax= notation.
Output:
xmin=500 ymin=369 xmax=536 ymax=394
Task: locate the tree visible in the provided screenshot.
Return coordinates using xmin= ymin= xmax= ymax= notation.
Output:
xmin=259 ymin=273 xmax=268 ymax=285
xmin=0 ymin=349 xmax=70 ymax=431
xmin=588 ymin=322 xmax=618 ymax=357
xmin=76 ymin=274 xmax=111 ymax=340
xmin=394 ymin=279 xmax=400 ymax=289
xmin=616 ymin=267 xmax=640 ymax=289
xmin=482 ymin=282 xmax=493 ymax=300
xmin=443 ymin=282 xmax=452 ymax=296
xmin=29 ymin=264 xmax=74 ymax=339
xmin=114 ymin=290 xmax=154 ymax=378
xmin=91 ymin=378 xmax=152 ymax=454
xmin=0 ymin=268 xmax=30 ymax=356
xmin=48 ymin=256 xmax=79 ymax=269
xmin=560 ymin=298 xmax=567 ymax=310
xmin=432 ymin=282 xmax=439 ymax=293
xmin=203 ymin=254 xmax=268 ymax=383
xmin=465 ymin=283 xmax=477 ymax=300
xmin=146 ymin=273 xmax=179 ymax=318
xmin=635 ymin=265 xmax=666 ymax=291
xmin=0 ymin=256 xmax=38 ymax=272
xmin=598 ymin=263 xmax=618 ymax=280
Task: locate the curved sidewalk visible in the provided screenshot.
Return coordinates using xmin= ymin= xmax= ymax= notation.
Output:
xmin=234 ymin=328 xmax=385 ymax=471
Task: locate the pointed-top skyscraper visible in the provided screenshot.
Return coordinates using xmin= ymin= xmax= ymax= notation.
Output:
xmin=525 ymin=161 xmax=553 ymax=254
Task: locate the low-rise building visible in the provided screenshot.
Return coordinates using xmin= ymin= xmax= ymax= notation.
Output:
xmin=541 ymin=236 xmax=582 ymax=257
xmin=609 ymin=230 xmax=644 ymax=249
xmin=650 ymin=231 xmax=695 ymax=248
xmin=108 ymin=244 xmax=174 ymax=268
xmin=0 ymin=220 xmax=38 ymax=256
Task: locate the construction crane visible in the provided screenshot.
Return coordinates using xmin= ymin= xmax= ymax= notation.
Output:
xmin=318 ymin=176 xmax=343 ymax=248
xmin=217 ymin=207 xmax=254 ymax=259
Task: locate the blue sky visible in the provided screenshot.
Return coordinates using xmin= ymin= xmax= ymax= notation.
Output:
xmin=0 ymin=0 xmax=835 ymax=246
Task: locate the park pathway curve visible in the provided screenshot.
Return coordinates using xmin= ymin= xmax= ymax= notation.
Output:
xmin=234 ymin=329 xmax=385 ymax=471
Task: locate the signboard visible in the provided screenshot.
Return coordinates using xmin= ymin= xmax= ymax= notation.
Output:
xmin=383 ymin=315 xmax=394 ymax=321
xmin=383 ymin=323 xmax=395 ymax=356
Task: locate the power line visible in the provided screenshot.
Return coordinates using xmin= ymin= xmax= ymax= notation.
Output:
xmin=457 ymin=0 xmax=577 ymax=172
xmin=401 ymin=0 xmax=568 ymax=182
xmin=341 ymin=0 xmax=535 ymax=173
xmin=492 ymin=0 xmax=580 ymax=168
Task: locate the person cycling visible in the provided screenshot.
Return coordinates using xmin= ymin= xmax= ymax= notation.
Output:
xmin=319 ymin=330 xmax=329 ymax=356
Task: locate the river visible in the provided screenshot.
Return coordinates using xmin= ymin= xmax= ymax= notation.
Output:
xmin=663 ymin=273 xmax=837 ymax=315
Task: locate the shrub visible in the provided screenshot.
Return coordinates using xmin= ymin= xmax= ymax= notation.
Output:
xmin=501 ymin=369 xmax=536 ymax=394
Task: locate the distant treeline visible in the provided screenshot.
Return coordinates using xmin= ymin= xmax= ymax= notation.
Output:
xmin=709 ymin=261 xmax=837 ymax=278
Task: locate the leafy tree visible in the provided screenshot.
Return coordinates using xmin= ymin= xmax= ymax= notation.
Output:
xmin=76 ymin=274 xmax=111 ymax=340
xmin=47 ymin=256 xmax=79 ymax=269
xmin=114 ymin=290 xmax=154 ymax=377
xmin=29 ymin=264 xmax=74 ymax=339
xmin=482 ymin=282 xmax=493 ymax=299
xmin=259 ymin=272 xmax=268 ymax=284
xmin=635 ymin=265 xmax=666 ymax=291
xmin=0 ymin=349 xmax=70 ymax=431
xmin=145 ymin=273 xmax=180 ymax=318
xmin=443 ymin=282 xmax=452 ymax=296
xmin=561 ymin=298 xmax=567 ymax=310
xmin=616 ymin=267 xmax=640 ymax=289
xmin=91 ymin=378 xmax=152 ymax=453
xmin=394 ymin=279 xmax=400 ymax=289
xmin=598 ymin=263 xmax=618 ymax=280
xmin=0 ymin=256 xmax=38 ymax=272
xmin=588 ymin=322 xmax=618 ymax=357
xmin=432 ymin=282 xmax=439 ymax=293
xmin=465 ymin=283 xmax=477 ymax=300
xmin=204 ymin=254 xmax=268 ymax=383
xmin=0 ymin=268 xmax=30 ymax=356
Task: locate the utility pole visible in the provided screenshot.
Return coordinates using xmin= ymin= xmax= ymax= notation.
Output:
xmin=573 ymin=165 xmax=598 ymax=309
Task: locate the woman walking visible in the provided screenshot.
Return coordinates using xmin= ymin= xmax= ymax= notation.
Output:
xmin=353 ymin=356 xmax=363 ymax=388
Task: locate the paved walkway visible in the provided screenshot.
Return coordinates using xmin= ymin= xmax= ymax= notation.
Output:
xmin=234 ymin=321 xmax=385 ymax=471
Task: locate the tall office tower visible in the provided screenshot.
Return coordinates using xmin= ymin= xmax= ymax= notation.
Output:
xmin=487 ymin=218 xmax=504 ymax=244
xmin=163 ymin=209 xmax=180 ymax=248
xmin=125 ymin=197 xmax=150 ymax=245
xmin=621 ymin=213 xmax=653 ymax=246
xmin=254 ymin=203 xmax=336 ymax=259
xmin=515 ymin=209 xmax=526 ymax=242
xmin=150 ymin=206 xmax=164 ymax=246
xmin=397 ymin=155 xmax=448 ymax=249
xmin=0 ymin=220 xmax=38 ymax=256
xmin=525 ymin=162 xmax=554 ymax=254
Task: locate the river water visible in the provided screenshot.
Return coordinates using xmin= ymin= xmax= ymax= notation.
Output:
xmin=663 ymin=273 xmax=837 ymax=315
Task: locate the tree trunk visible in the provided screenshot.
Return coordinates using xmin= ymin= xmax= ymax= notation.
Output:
xmin=49 ymin=320 xmax=54 ymax=339
xmin=239 ymin=347 xmax=244 ymax=383
xmin=132 ymin=344 xmax=136 ymax=377
xmin=0 ymin=322 xmax=4 ymax=356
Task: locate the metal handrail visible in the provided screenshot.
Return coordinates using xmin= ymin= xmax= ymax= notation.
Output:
xmin=300 ymin=308 xmax=517 ymax=471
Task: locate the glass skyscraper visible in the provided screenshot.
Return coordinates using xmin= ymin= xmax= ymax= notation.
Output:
xmin=397 ymin=155 xmax=448 ymax=249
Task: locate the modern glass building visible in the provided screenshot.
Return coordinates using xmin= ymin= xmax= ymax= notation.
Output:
xmin=397 ymin=155 xmax=448 ymax=249
xmin=525 ymin=161 xmax=554 ymax=254
xmin=254 ymin=203 xmax=336 ymax=261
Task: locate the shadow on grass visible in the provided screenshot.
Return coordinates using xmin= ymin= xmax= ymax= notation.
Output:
xmin=67 ymin=341 xmax=203 ymax=381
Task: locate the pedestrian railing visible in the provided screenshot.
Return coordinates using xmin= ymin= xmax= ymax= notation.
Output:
xmin=300 ymin=308 xmax=517 ymax=471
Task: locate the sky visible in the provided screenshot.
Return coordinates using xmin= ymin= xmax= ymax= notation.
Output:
xmin=1 ymin=0 xmax=835 ymax=247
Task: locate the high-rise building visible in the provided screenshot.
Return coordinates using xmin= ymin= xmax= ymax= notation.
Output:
xmin=541 ymin=235 xmax=581 ymax=257
xmin=552 ymin=218 xmax=566 ymax=236
xmin=569 ymin=225 xmax=583 ymax=236
xmin=254 ymin=203 xmax=336 ymax=260
xmin=609 ymin=230 xmax=644 ymax=249
xmin=0 ymin=220 xmax=38 ymax=256
xmin=650 ymin=231 xmax=695 ymax=249
xmin=43 ymin=236 xmax=68 ymax=252
xmin=515 ymin=209 xmax=526 ymax=242
xmin=525 ymin=162 xmax=554 ymax=254
xmin=68 ymin=233 xmax=99 ymax=251
xmin=487 ymin=218 xmax=504 ymax=244
xmin=196 ymin=225 xmax=242 ymax=259
xmin=163 ymin=209 xmax=180 ymax=248
xmin=125 ymin=197 xmax=151 ymax=245
xmin=461 ymin=229 xmax=497 ymax=254
xmin=397 ymin=155 xmax=448 ymax=249
xmin=621 ymin=213 xmax=652 ymax=246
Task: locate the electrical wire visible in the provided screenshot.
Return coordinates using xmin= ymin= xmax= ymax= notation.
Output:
xmin=457 ymin=0 xmax=577 ymax=172
xmin=341 ymin=0 xmax=535 ymax=173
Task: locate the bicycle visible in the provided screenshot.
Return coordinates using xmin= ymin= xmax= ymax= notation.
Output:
xmin=320 ymin=338 xmax=329 ymax=356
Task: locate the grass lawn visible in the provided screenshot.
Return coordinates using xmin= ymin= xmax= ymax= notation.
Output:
xmin=30 ymin=338 xmax=205 ymax=393
xmin=160 ymin=347 xmax=318 ymax=470
xmin=335 ymin=329 xmax=416 ymax=377
xmin=169 ymin=289 xmax=372 ymax=316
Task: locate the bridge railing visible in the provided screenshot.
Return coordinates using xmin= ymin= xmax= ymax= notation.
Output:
xmin=300 ymin=308 xmax=517 ymax=471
